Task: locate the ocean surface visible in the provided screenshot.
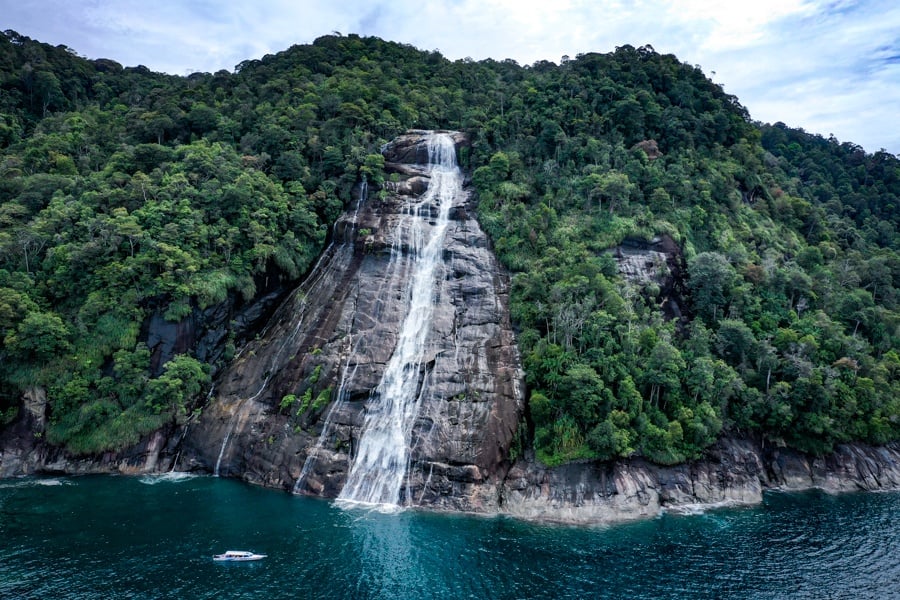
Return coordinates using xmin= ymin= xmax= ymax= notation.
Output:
xmin=2 ymin=474 xmax=898 ymax=599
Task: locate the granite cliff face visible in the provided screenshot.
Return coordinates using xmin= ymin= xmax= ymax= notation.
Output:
xmin=500 ymin=438 xmax=900 ymax=524
xmin=176 ymin=130 xmax=525 ymax=510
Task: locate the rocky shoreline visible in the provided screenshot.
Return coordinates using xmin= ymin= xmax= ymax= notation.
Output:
xmin=498 ymin=438 xmax=900 ymax=524
xmin=3 ymin=415 xmax=899 ymax=525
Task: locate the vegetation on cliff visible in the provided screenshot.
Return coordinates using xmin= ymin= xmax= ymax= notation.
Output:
xmin=0 ymin=30 xmax=897 ymax=462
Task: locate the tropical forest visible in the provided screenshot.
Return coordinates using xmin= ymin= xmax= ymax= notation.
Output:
xmin=1 ymin=30 xmax=898 ymax=467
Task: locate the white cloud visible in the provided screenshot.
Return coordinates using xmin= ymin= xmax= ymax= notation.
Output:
xmin=1 ymin=0 xmax=898 ymax=153
xmin=663 ymin=0 xmax=817 ymax=51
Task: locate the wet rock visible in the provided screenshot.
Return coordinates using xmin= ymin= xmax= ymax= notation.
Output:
xmin=382 ymin=129 xmax=467 ymax=165
xmin=498 ymin=438 xmax=900 ymax=524
xmin=768 ymin=442 xmax=900 ymax=492
xmin=501 ymin=460 xmax=660 ymax=524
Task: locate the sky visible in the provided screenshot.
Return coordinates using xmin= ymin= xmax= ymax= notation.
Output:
xmin=3 ymin=0 xmax=899 ymax=155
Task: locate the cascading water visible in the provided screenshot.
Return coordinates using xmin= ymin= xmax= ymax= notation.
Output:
xmin=335 ymin=132 xmax=460 ymax=509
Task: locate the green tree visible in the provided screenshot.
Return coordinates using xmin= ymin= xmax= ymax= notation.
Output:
xmin=144 ymin=354 xmax=209 ymax=423
xmin=688 ymin=252 xmax=737 ymax=323
xmin=5 ymin=310 xmax=70 ymax=361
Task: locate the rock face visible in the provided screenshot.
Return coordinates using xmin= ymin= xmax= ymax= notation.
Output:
xmin=500 ymin=438 xmax=900 ymax=524
xmin=631 ymin=139 xmax=662 ymax=160
xmin=144 ymin=281 xmax=287 ymax=376
xmin=612 ymin=235 xmax=685 ymax=320
xmin=177 ymin=130 xmax=525 ymax=510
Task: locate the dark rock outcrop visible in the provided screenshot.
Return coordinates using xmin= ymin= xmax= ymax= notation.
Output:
xmin=144 ymin=275 xmax=289 ymax=376
xmin=631 ymin=139 xmax=662 ymax=160
xmin=612 ymin=234 xmax=686 ymax=321
xmin=500 ymin=438 xmax=900 ymax=524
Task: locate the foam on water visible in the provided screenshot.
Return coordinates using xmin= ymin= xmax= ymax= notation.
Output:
xmin=139 ymin=472 xmax=200 ymax=485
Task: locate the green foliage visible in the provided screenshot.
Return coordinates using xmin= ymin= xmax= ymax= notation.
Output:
xmin=297 ymin=389 xmax=313 ymax=414
xmin=687 ymin=253 xmax=738 ymax=323
xmin=45 ymin=352 xmax=209 ymax=454
xmin=144 ymin=355 xmax=210 ymax=420
xmin=535 ymin=414 xmax=595 ymax=466
xmin=461 ymin=42 xmax=900 ymax=464
xmin=312 ymin=387 xmax=332 ymax=411
xmin=309 ymin=364 xmax=323 ymax=385
xmin=4 ymin=310 xmax=71 ymax=360
xmin=360 ymin=153 xmax=386 ymax=186
xmin=279 ymin=394 xmax=298 ymax=411
xmin=0 ymin=31 xmax=897 ymax=464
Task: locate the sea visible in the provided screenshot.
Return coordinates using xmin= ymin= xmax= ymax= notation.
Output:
xmin=1 ymin=474 xmax=898 ymax=599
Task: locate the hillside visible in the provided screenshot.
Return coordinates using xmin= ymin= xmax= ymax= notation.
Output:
xmin=0 ymin=30 xmax=898 ymax=466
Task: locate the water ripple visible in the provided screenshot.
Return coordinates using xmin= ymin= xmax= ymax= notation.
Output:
xmin=1 ymin=478 xmax=899 ymax=599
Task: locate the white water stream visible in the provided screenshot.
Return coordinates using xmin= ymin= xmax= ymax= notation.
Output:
xmin=335 ymin=132 xmax=460 ymax=509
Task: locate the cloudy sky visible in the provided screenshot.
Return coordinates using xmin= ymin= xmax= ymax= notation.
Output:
xmin=4 ymin=0 xmax=899 ymax=154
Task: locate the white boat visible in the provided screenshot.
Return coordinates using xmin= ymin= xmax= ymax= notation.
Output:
xmin=212 ymin=550 xmax=267 ymax=562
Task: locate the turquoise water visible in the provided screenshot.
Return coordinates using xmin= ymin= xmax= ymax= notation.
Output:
xmin=2 ymin=475 xmax=898 ymax=599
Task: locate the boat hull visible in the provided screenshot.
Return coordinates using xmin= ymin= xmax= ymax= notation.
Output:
xmin=212 ymin=551 xmax=266 ymax=562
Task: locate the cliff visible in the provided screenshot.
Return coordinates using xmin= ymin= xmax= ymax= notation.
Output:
xmin=2 ymin=129 xmax=899 ymax=525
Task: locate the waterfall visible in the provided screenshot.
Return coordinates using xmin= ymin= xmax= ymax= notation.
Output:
xmin=353 ymin=176 xmax=367 ymax=225
xmin=336 ymin=132 xmax=460 ymax=509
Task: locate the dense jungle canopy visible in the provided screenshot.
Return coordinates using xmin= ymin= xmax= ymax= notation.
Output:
xmin=1 ymin=31 xmax=898 ymax=463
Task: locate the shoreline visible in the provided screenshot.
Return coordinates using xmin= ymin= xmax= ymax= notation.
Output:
xmin=4 ymin=427 xmax=900 ymax=526
xmin=2 ymin=467 xmax=898 ymax=528
xmin=495 ymin=437 xmax=900 ymax=525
